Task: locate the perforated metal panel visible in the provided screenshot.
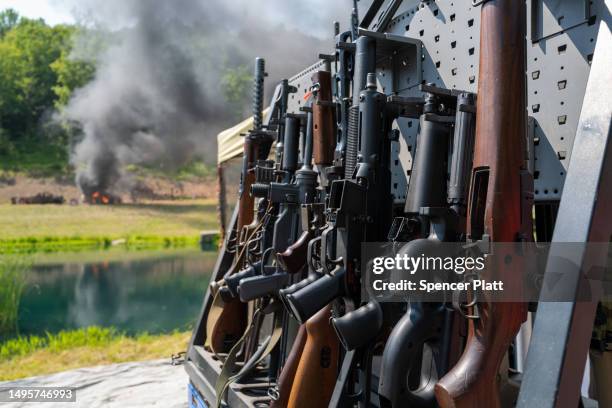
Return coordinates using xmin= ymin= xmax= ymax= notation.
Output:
xmin=373 ymin=0 xmax=608 ymax=203
xmin=525 ymin=0 xmax=603 ymax=201
xmin=276 ymin=0 xmax=607 ymax=203
xmin=383 ymin=1 xmax=481 ymax=203
xmin=286 ymin=59 xmax=333 ymax=114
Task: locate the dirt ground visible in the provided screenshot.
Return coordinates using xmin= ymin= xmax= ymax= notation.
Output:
xmin=0 ymin=174 xmax=218 ymax=204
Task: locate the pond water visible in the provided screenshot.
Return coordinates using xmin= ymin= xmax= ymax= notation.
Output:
xmin=16 ymin=249 xmax=215 ymax=337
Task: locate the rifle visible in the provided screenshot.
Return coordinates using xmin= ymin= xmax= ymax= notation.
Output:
xmin=284 ymin=70 xmax=420 ymax=407
xmin=239 ymin=69 xmax=335 ymax=301
xmin=221 ymin=81 xmax=298 ymax=299
xmin=206 ymin=57 xmax=274 ymax=354
xmin=332 ymin=30 xmax=355 ymax=174
xmin=375 ymin=87 xmax=476 ymax=408
xmin=236 ymin=113 xmax=303 ymax=300
xmin=435 ymin=1 xmax=533 ymax=407
xmin=286 ymin=305 xmax=340 ymax=408
xmin=344 ymin=35 xmax=376 ymax=179
xmin=269 ymin=324 xmax=307 ymax=408
xmin=283 ymin=73 xmax=426 ymax=325
xmin=280 ymin=36 xmax=379 ymax=325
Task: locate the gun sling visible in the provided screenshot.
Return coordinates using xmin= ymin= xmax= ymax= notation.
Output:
xmin=214 ymin=309 xmax=283 ymax=408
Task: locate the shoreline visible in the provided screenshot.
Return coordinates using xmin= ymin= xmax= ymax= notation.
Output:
xmin=0 ymin=235 xmax=206 ymax=254
xmin=0 ymin=327 xmax=191 ymax=382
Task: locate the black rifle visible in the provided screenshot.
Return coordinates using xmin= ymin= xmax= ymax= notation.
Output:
xmin=376 ymin=87 xmax=476 ymax=408
xmin=237 ymin=109 xmax=317 ymax=301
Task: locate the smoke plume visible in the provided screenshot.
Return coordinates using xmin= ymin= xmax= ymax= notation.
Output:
xmin=59 ymin=0 xmax=352 ymax=194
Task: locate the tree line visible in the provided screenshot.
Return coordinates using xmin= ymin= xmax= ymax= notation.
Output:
xmin=0 ymin=8 xmax=252 ymax=174
xmin=0 ymin=9 xmax=95 ymax=165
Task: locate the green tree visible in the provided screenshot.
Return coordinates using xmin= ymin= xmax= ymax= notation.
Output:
xmin=0 ymin=16 xmax=96 ymax=146
xmin=221 ymin=65 xmax=252 ymax=120
xmin=0 ymin=18 xmax=69 ymax=137
xmin=51 ymin=49 xmax=95 ymax=109
xmin=0 ymin=8 xmax=19 ymax=37
xmin=0 ymin=13 xmax=97 ymax=172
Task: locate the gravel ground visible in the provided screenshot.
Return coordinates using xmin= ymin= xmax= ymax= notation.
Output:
xmin=0 ymin=359 xmax=188 ymax=408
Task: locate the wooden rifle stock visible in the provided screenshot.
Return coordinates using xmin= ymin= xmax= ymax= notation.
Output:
xmin=434 ymin=1 xmax=532 ymax=407
xmin=312 ymin=71 xmax=336 ymax=167
xmin=287 ymin=305 xmax=339 ymax=408
xmin=237 ymin=137 xmax=258 ymax=231
xmin=270 ymin=325 xmax=307 ymax=408
xmin=276 ymin=230 xmax=313 ymax=274
xmin=207 ymin=135 xmax=261 ymax=353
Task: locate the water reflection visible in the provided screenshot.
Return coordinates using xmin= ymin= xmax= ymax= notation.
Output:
xmin=18 ymin=250 xmax=215 ymax=336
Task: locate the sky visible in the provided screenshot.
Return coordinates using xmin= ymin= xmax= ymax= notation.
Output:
xmin=0 ymin=0 xmax=355 ymax=39
xmin=0 ymin=0 xmax=74 ymax=25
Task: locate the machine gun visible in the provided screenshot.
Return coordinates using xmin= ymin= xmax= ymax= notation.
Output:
xmin=205 ymin=57 xmax=275 ymax=354
xmin=434 ymin=1 xmax=533 ymax=407
xmin=374 ymin=86 xmax=476 ymax=408
xmin=236 ymin=112 xmax=306 ymax=301
xmin=331 ymin=30 xmax=355 ymax=175
xmin=279 ymin=67 xmax=412 ymax=407
xmin=211 ymin=71 xmax=309 ymax=407
xmin=220 ymin=80 xmax=298 ymax=300
xmin=216 ymin=70 xmax=337 ymax=408
xmin=279 ymin=34 xmax=378 ymax=325
xmin=238 ymin=70 xmax=335 ymax=301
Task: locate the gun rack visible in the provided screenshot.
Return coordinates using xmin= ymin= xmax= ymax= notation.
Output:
xmin=186 ymin=0 xmax=612 ymax=407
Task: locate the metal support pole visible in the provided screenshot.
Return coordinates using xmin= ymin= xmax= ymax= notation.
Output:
xmin=517 ymin=22 xmax=612 ymax=408
xmin=217 ymin=163 xmax=227 ymax=242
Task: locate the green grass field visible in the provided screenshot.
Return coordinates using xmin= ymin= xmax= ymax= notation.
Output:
xmin=0 ymin=199 xmax=220 ymax=253
xmin=0 ymin=327 xmax=191 ymax=380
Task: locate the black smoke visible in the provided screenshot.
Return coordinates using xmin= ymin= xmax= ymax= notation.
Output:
xmin=59 ymin=0 xmax=352 ymax=194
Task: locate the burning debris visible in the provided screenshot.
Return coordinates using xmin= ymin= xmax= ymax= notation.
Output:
xmin=83 ymin=190 xmax=122 ymax=205
xmin=88 ymin=191 xmax=121 ymax=205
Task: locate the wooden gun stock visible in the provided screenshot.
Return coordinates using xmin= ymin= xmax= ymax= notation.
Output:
xmin=237 ymin=138 xmax=258 ymax=231
xmin=276 ymin=230 xmax=313 ymax=274
xmin=207 ymin=298 xmax=247 ymax=353
xmin=207 ymin=135 xmax=262 ymax=354
xmin=270 ymin=325 xmax=307 ymax=408
xmin=287 ymin=305 xmax=339 ymax=408
xmin=434 ymin=1 xmax=531 ymax=407
xmin=312 ymin=71 xmax=336 ymax=166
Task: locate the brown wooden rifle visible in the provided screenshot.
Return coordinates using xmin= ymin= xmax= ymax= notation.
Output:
xmin=434 ymin=1 xmax=533 ymax=407
xmin=287 ymin=305 xmax=340 ymax=408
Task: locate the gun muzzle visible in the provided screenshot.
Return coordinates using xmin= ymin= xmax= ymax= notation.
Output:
xmin=225 ymin=261 xmax=261 ymax=297
xmin=282 ymin=266 xmax=345 ymax=324
xmin=237 ymin=273 xmax=290 ymax=302
xmin=331 ymin=300 xmax=383 ymax=351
